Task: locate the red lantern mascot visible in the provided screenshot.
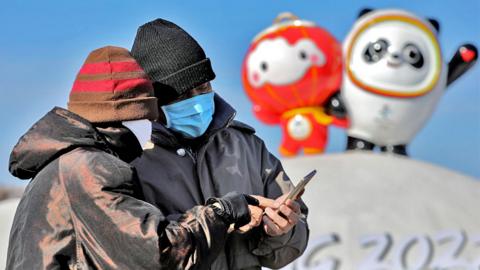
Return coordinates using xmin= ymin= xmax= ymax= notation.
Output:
xmin=242 ymin=13 xmax=348 ymax=156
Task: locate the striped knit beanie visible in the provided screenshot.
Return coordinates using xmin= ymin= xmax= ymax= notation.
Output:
xmin=131 ymin=18 xmax=216 ymax=101
xmin=68 ymin=46 xmax=159 ymax=123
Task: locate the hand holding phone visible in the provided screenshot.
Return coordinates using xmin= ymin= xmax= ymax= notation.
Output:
xmin=262 ymin=170 xmax=316 ymax=236
xmin=262 ymin=169 xmax=316 ymax=219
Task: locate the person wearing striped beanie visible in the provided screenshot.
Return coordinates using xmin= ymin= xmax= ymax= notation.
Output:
xmin=7 ymin=46 xmax=257 ymax=269
xmin=68 ymin=46 xmax=158 ymax=123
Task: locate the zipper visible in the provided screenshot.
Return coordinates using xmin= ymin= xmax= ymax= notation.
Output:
xmin=183 ymin=146 xmax=206 ymax=202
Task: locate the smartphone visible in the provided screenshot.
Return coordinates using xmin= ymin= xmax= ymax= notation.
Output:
xmin=282 ymin=169 xmax=316 ymax=203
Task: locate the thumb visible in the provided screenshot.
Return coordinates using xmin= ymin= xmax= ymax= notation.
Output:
xmin=251 ymin=195 xmax=276 ymax=209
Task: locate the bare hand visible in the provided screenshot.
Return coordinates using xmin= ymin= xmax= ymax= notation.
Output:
xmin=251 ymin=195 xmax=276 ymax=209
xmin=237 ymin=205 xmax=263 ymax=233
xmin=262 ymin=194 xmax=301 ymax=236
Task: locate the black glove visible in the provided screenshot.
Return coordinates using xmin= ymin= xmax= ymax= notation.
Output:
xmin=206 ymin=191 xmax=259 ymax=228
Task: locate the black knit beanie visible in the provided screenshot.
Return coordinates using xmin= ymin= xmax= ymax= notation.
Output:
xmin=131 ymin=18 xmax=216 ymax=102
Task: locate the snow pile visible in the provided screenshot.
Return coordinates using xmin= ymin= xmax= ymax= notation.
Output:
xmin=0 ymin=198 xmax=20 ymax=268
xmin=281 ymin=152 xmax=480 ymax=269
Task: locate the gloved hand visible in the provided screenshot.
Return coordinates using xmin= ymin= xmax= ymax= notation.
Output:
xmin=206 ymin=191 xmax=259 ymax=228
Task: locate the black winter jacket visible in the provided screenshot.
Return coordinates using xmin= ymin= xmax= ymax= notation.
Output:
xmin=133 ymin=95 xmax=309 ymax=269
xmin=7 ymin=107 xmax=233 ymax=270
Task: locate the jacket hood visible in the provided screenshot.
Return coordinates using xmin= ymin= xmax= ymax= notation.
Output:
xmin=9 ymin=107 xmax=111 ymax=180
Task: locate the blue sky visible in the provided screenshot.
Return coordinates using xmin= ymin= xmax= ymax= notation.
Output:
xmin=0 ymin=0 xmax=479 ymax=185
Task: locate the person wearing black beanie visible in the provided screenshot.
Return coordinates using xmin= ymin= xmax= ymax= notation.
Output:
xmin=132 ymin=18 xmax=216 ymax=105
xmin=131 ymin=18 xmax=309 ymax=270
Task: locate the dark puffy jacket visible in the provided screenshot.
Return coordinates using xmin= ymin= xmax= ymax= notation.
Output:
xmin=133 ymin=95 xmax=309 ymax=270
xmin=7 ymin=107 xmax=231 ymax=270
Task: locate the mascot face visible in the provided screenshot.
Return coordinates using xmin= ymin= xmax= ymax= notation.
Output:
xmin=247 ymin=37 xmax=326 ymax=88
xmin=345 ymin=12 xmax=443 ymax=98
xmin=242 ymin=20 xmax=342 ymax=113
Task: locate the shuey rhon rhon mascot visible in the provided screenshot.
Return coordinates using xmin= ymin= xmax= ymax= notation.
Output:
xmin=242 ymin=13 xmax=348 ymax=156
xmin=341 ymin=8 xmax=477 ymax=155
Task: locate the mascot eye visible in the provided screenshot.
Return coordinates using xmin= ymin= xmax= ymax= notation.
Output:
xmin=364 ymin=39 xmax=389 ymax=63
xmin=299 ymin=50 xmax=307 ymax=60
xmin=403 ymin=44 xmax=424 ymax=68
xmin=260 ymin=62 xmax=268 ymax=72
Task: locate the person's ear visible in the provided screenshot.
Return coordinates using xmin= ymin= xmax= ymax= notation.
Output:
xmin=153 ymin=82 xmax=180 ymax=106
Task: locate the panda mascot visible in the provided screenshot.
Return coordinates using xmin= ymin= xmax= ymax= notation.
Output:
xmin=341 ymin=8 xmax=477 ymax=155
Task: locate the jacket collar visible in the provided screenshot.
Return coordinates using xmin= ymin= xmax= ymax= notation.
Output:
xmin=151 ymin=93 xmax=236 ymax=149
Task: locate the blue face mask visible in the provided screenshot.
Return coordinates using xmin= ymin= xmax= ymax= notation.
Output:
xmin=161 ymin=92 xmax=215 ymax=138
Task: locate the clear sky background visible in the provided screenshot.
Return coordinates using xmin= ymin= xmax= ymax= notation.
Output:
xmin=0 ymin=0 xmax=479 ymax=186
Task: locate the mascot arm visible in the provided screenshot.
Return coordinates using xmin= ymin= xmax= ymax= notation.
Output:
xmin=325 ymin=91 xmax=347 ymax=118
xmin=324 ymin=92 xmax=349 ymax=128
xmin=253 ymin=104 xmax=281 ymax=125
xmin=447 ymin=44 xmax=477 ymax=87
